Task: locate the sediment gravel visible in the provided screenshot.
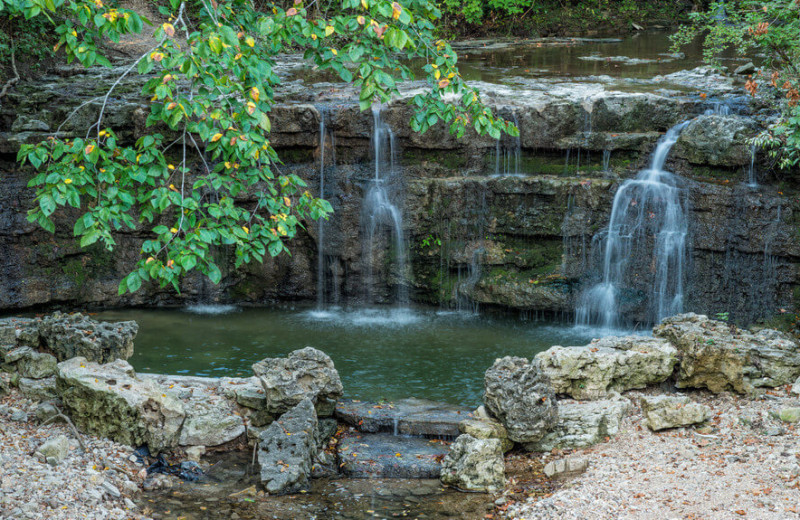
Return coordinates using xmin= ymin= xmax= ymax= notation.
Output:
xmin=504 ymin=387 xmax=800 ymax=520
xmin=0 ymin=391 xmax=152 ymax=520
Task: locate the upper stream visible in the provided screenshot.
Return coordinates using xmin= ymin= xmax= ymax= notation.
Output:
xmin=97 ymin=306 xmax=597 ymax=407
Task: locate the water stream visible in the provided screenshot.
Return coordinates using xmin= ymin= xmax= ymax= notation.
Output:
xmin=576 ymin=121 xmax=690 ymax=328
xmin=362 ymin=106 xmax=408 ymax=305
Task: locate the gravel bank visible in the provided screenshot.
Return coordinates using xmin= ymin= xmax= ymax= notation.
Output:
xmin=0 ymin=390 xmax=152 ymax=520
xmin=503 ymin=387 xmax=800 ymax=520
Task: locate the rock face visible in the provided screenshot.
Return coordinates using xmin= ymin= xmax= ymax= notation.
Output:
xmin=38 ymin=312 xmax=137 ymax=363
xmin=257 ymin=399 xmax=318 ymax=495
xmin=525 ymin=397 xmax=629 ymax=452
xmin=536 ymin=336 xmax=678 ymax=399
xmin=483 ymin=356 xmax=557 ymax=444
xmin=252 ymin=347 xmax=343 ymax=417
xmin=56 ymin=357 xmax=185 ymax=452
xmin=675 ymin=115 xmax=760 ymax=167
xmin=459 ymin=416 xmax=513 ymax=452
xmin=440 ymin=434 xmax=505 ymax=493
xmin=36 ymin=434 xmax=70 ymax=464
xmin=640 ymin=395 xmax=711 ymax=431
xmin=654 ymin=313 xmax=800 ymax=393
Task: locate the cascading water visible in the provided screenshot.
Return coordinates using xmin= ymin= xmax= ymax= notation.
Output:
xmin=576 ymin=121 xmax=691 ymax=329
xmin=745 ymin=144 xmax=758 ymax=187
xmin=316 ymin=107 xmax=329 ymax=310
xmin=493 ymin=109 xmax=521 ymax=177
xmin=362 ymin=105 xmax=408 ymax=305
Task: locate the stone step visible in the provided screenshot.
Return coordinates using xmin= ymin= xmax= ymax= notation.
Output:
xmin=337 ymin=433 xmax=450 ymax=479
xmin=335 ymin=398 xmax=472 ymax=438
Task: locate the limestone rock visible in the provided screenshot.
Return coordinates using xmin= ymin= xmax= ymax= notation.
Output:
xmin=640 ymin=395 xmax=711 ymax=431
xmin=536 ymin=336 xmax=678 ymax=399
xmin=56 ymin=357 xmax=185 ymax=452
xmin=36 ymin=435 xmax=70 ymax=464
xmin=19 ymin=377 xmax=57 ymax=400
xmin=337 ymin=433 xmax=448 ymax=478
xmin=258 ymin=398 xmax=318 ymax=495
xmin=39 ymin=312 xmax=137 ymax=363
xmin=792 ymin=377 xmax=800 ymax=396
xmin=252 ymin=347 xmax=343 ymax=417
xmin=734 ymin=62 xmax=756 ymax=75
xmin=543 ymin=457 xmax=589 ymax=478
xmin=0 ymin=317 xmax=37 ymax=345
xmin=458 ymin=418 xmax=513 ymax=452
xmin=335 ymin=398 xmax=470 ymax=437
xmin=17 ymin=351 xmax=58 ymax=379
xmin=483 ymin=356 xmax=557 ymax=444
xmin=440 ymin=434 xmax=505 ymax=493
xmin=654 ymin=313 xmax=800 ymax=393
xmin=779 ymin=408 xmax=800 ymax=423
xmin=525 ymin=397 xmax=629 ymax=452
xmin=675 ymin=115 xmax=760 ymax=167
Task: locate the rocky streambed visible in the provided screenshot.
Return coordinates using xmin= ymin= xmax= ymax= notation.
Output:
xmin=3 ymin=311 xmax=800 ymax=519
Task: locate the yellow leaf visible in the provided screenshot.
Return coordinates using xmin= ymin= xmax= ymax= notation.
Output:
xmin=245 ymin=36 xmax=255 ymax=47
xmin=357 ymin=15 xmax=365 ymax=25
xmin=64 ymin=178 xmax=73 ymax=184
xmin=170 ymin=227 xmax=178 ymax=233
xmin=84 ymin=144 xmax=95 ymax=154
xmin=361 ymin=0 xmax=368 ymax=9
xmin=163 ymin=23 xmax=175 ymax=37
xmin=391 ymin=2 xmax=402 ymax=20
xmin=434 ymin=69 xmax=441 ymax=80
xmin=325 ymin=25 xmax=334 ymax=37
xmin=242 ymin=226 xmax=249 ymax=234
xmin=247 ymin=102 xmax=256 ymax=115
xmin=284 ymin=196 xmax=291 ymax=207
xmin=210 ymin=133 xmax=223 ymax=143
xmin=331 ymin=48 xmax=338 ymax=56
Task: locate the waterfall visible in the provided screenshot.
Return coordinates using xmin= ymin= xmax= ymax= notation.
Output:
xmin=362 ymin=105 xmax=408 ymax=305
xmin=602 ymin=149 xmax=611 ymax=173
xmin=316 ymin=107 xmax=328 ymax=310
xmin=745 ymin=144 xmax=758 ymax=187
xmin=576 ymin=121 xmax=690 ymax=328
xmin=492 ymin=108 xmax=521 ymax=177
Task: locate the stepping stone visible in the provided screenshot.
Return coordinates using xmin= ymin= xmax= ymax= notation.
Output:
xmin=337 ymin=433 xmax=449 ymax=478
xmin=335 ymin=398 xmax=472 ymax=437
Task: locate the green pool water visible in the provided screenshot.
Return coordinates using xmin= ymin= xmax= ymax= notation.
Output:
xmin=97 ymin=305 xmax=600 ymax=407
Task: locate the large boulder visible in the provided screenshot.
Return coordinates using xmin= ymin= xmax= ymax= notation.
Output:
xmin=675 ymin=115 xmax=760 ymax=167
xmin=56 ymin=357 xmax=185 ymax=452
xmin=483 ymin=356 xmax=557 ymax=444
xmin=440 ymin=434 xmax=505 ymax=493
xmin=654 ymin=313 xmax=800 ymax=393
xmin=38 ymin=312 xmax=137 ymax=363
xmin=258 ymin=398 xmax=318 ymax=495
xmin=252 ymin=347 xmax=343 ymax=417
xmin=525 ymin=397 xmax=630 ymax=452
xmin=640 ymin=395 xmax=711 ymax=431
xmin=536 ymin=336 xmax=678 ymax=400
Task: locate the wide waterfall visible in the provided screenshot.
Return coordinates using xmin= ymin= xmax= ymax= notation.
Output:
xmin=576 ymin=121 xmax=690 ymax=328
xmin=362 ymin=105 xmax=408 ymax=305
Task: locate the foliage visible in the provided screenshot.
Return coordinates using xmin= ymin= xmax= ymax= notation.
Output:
xmin=9 ymin=0 xmax=517 ymax=293
xmin=672 ymin=0 xmax=800 ymax=168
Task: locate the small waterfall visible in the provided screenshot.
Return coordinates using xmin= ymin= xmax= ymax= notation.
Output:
xmin=362 ymin=105 xmax=408 ymax=305
xmin=492 ymin=109 xmax=521 ymax=177
xmin=316 ymin=107 xmax=328 ymax=310
xmin=745 ymin=144 xmax=758 ymax=187
xmin=576 ymin=121 xmax=690 ymax=328
xmin=602 ymin=149 xmax=611 ymax=173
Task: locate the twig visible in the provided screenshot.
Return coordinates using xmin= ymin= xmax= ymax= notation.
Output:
xmin=39 ymin=409 xmax=88 ymax=452
xmin=0 ymin=40 xmax=20 ymax=101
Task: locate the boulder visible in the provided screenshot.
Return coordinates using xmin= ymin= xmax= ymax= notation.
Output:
xmin=792 ymin=377 xmax=800 ymax=396
xmin=0 ymin=317 xmax=37 ymax=345
xmin=459 ymin=417 xmax=513 ymax=452
xmin=779 ymin=408 xmax=800 ymax=423
xmin=640 ymin=395 xmax=711 ymax=431
xmin=543 ymin=457 xmax=589 ymax=479
xmin=38 ymin=312 xmax=137 ymax=363
xmin=56 ymin=357 xmax=185 ymax=452
xmin=675 ymin=115 xmax=760 ymax=167
xmin=19 ymin=377 xmax=57 ymax=400
xmin=335 ymin=398 xmax=471 ymax=437
xmin=483 ymin=356 xmax=557 ymax=444
xmin=654 ymin=313 xmax=800 ymax=393
xmin=525 ymin=397 xmax=629 ymax=452
xmin=36 ymin=434 xmax=70 ymax=464
xmin=440 ymin=434 xmax=505 ymax=493
xmin=536 ymin=336 xmax=678 ymax=400
xmin=258 ymin=398 xmax=318 ymax=494
xmin=252 ymin=347 xmax=343 ymax=417
xmin=17 ymin=351 xmax=58 ymax=379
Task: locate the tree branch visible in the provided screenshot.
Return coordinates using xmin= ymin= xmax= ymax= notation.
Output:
xmin=0 ymin=40 xmax=20 ymax=101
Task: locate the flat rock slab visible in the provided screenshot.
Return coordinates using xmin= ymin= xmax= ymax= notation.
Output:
xmin=338 ymin=433 xmax=449 ymax=478
xmin=336 ymin=398 xmax=472 ymax=437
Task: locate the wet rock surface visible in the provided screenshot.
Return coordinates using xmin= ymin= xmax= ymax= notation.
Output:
xmin=337 ymin=433 xmax=449 ymax=478
xmin=536 ymin=336 xmax=678 ymax=399
xmin=335 ymin=398 xmax=471 ymax=437
xmin=654 ymin=313 xmax=800 ymax=393
xmin=675 ymin=114 xmax=760 ymax=167
xmin=483 ymin=356 xmax=557 ymax=444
